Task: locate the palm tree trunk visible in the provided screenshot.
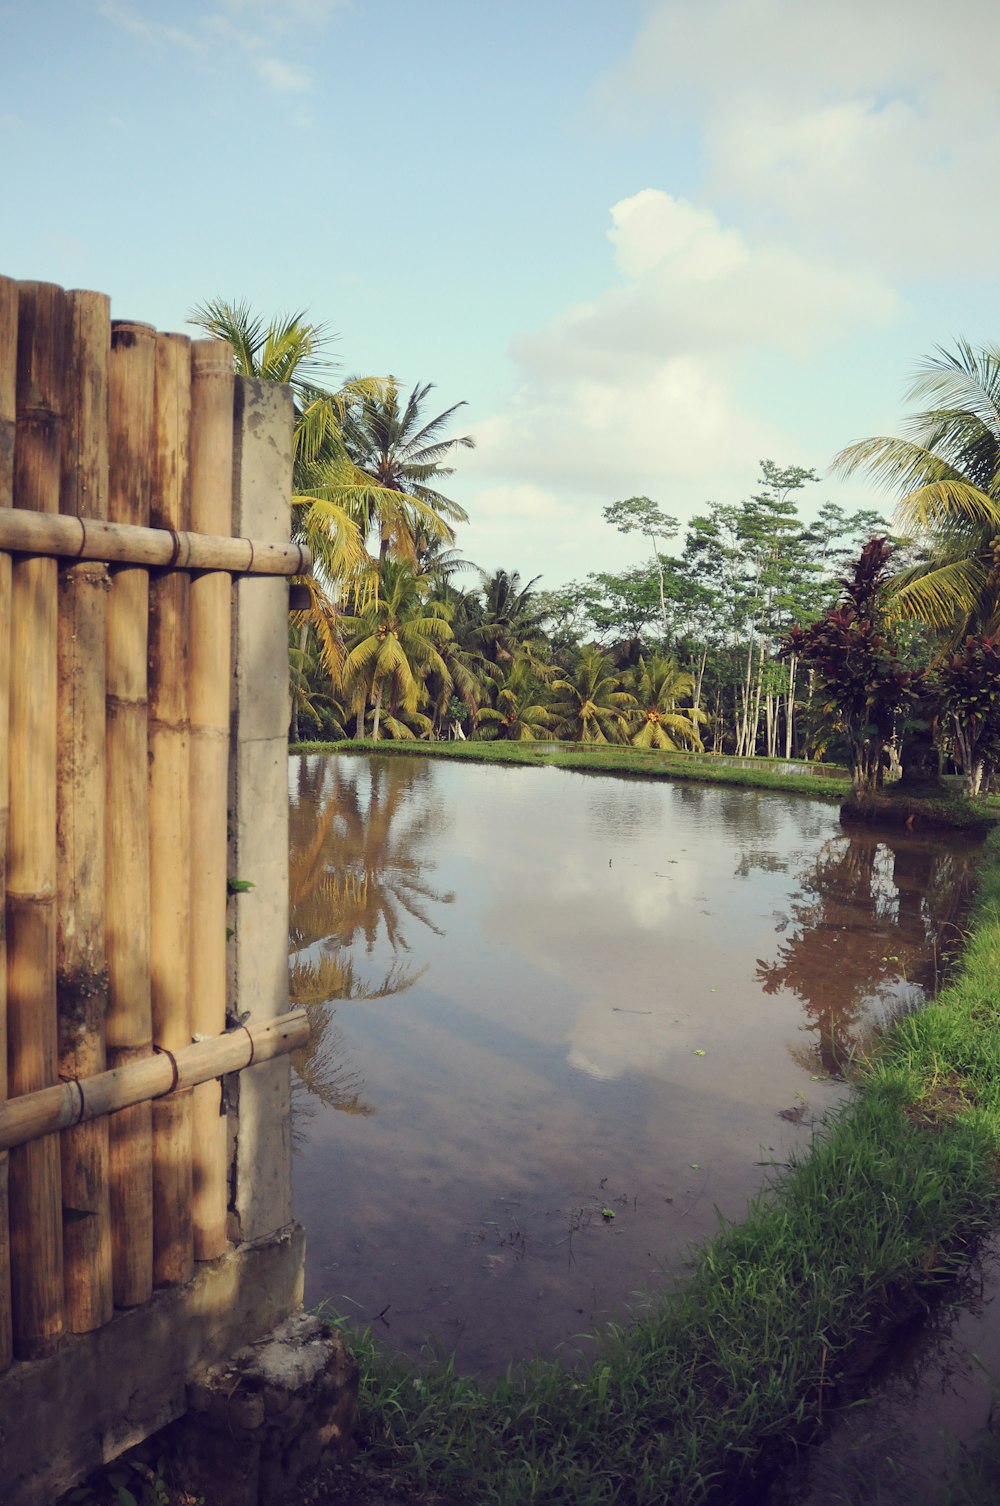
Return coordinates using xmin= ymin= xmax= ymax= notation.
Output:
xmin=290 ymin=619 xmax=309 ymax=743
xmin=371 ymin=681 xmax=383 ymax=743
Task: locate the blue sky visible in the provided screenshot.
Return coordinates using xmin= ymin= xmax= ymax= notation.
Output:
xmin=3 ymin=0 xmax=999 ymax=589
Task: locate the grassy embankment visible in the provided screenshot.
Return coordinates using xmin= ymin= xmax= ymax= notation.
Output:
xmin=293 ymin=738 xmax=854 ymax=798
xmin=304 ymin=744 xmax=1000 ymax=1504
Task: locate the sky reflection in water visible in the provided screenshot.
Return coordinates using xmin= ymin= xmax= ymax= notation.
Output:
xmin=288 ymin=754 xmax=978 ymax=1375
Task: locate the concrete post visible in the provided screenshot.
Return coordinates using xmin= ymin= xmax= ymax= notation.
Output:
xmin=228 ymin=377 xmax=297 ymax=1244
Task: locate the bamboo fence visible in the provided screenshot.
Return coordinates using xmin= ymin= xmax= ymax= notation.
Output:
xmin=0 ymin=280 xmax=309 ymax=1368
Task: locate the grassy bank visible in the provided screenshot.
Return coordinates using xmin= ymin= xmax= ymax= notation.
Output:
xmin=292 ymin=737 xmax=853 ymax=800
xmin=316 ymin=813 xmax=1000 ymax=1506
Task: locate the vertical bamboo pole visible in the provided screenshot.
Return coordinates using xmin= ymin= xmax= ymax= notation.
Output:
xmin=105 ymin=320 xmax=155 ymax=1307
xmin=149 ymin=332 xmax=193 ymax=1286
xmin=56 ymin=289 xmax=113 ymax=1332
xmin=0 ymin=275 xmax=17 ymax=1371
xmin=188 ymin=339 xmax=233 ymax=1261
xmin=8 ymin=281 xmax=65 ymax=1357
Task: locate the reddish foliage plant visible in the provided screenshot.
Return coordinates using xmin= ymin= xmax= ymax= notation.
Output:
xmin=781 ymin=538 xmax=915 ymax=794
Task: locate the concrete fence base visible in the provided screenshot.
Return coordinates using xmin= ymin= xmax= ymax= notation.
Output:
xmin=165 ymin=1312 xmax=358 ymax=1506
xmin=2 ymin=1224 xmax=306 ymax=1506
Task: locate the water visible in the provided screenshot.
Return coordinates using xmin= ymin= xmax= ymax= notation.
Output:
xmin=288 ymin=753 xmax=978 ymax=1376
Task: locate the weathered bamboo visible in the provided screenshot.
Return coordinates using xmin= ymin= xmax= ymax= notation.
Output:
xmin=188 ymin=340 xmax=234 ymax=1261
xmin=0 ymin=1012 xmax=309 ymax=1153
xmin=105 ymin=320 xmax=155 ymax=1307
xmin=8 ymin=281 xmax=65 ymax=1358
xmin=0 ymin=507 xmax=309 ymax=575
xmin=56 ymin=288 xmax=113 ymax=1333
xmin=0 ymin=274 xmax=17 ymax=1372
xmin=149 ymin=332 xmax=193 ymax=1287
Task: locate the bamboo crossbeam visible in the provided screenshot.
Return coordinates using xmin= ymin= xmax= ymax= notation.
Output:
xmin=0 ymin=1013 xmax=309 ymax=1154
xmin=0 ymin=506 xmax=310 ymax=577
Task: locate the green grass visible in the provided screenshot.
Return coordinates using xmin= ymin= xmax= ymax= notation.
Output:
xmin=313 ymin=818 xmax=1000 ymax=1506
xmin=292 ymin=737 xmax=854 ymax=800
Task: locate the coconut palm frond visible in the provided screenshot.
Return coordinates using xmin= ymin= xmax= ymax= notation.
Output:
xmin=890 ymin=556 xmax=993 ymax=632
xmin=294 ymin=495 xmax=369 ymax=585
xmin=838 ymin=344 xmax=1000 ymax=639
xmin=833 ymin=436 xmax=966 ymax=496
xmin=893 ymin=479 xmax=1000 ymax=535
xmin=379 ymin=714 xmax=418 ymax=740
xmin=906 ymin=341 xmax=1000 ymax=447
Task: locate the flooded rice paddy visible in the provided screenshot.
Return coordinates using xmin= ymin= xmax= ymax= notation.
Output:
xmin=289 ymin=753 xmax=978 ymax=1376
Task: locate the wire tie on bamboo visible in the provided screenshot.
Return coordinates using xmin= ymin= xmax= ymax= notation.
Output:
xmin=165 ymin=527 xmax=182 ymax=569
xmin=152 ymin=1045 xmax=180 ymax=1095
xmin=244 ymin=537 xmax=255 ymax=573
xmin=242 ymin=1025 xmax=255 ymax=1068
xmin=58 ymin=1076 xmax=87 ymax=1127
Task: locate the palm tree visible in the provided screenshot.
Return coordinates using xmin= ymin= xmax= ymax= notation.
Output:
xmin=190 ymin=299 xmax=382 ymax=720
xmin=342 ymin=378 xmax=473 ymax=562
xmin=288 ymin=621 xmax=350 ymax=743
xmin=835 ymin=341 xmax=1000 ymax=638
xmin=188 ymin=303 xmax=462 ymax=687
xmin=549 ymin=646 xmax=635 ymax=743
xmin=191 ymin=301 xmax=418 ymax=504
xmin=475 ymin=656 xmax=556 ymax=741
xmin=474 ymin=568 xmax=545 ymax=667
xmin=340 ymin=560 xmax=454 ymax=741
xmin=626 ymin=656 xmax=707 ymax=750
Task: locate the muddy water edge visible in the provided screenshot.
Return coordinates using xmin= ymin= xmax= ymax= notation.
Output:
xmin=288 ymin=753 xmax=982 ymax=1380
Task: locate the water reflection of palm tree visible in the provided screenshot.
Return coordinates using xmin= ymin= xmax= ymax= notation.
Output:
xmin=291 ymin=755 xmax=453 ymax=953
xmin=756 ymin=832 xmax=977 ymax=1077
xmin=288 ymin=754 xmax=453 ymax=1113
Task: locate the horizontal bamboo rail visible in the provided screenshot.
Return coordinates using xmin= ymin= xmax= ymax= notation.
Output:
xmin=0 ymin=506 xmax=310 ymax=576
xmin=0 ymin=1011 xmax=309 ymax=1154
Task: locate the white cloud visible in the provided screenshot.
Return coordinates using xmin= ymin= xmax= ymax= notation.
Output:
xmin=473 ymin=483 xmax=574 ymax=523
xmin=217 ymin=0 xmax=348 ymax=20
xmin=256 ymin=56 xmax=312 ymax=92
xmin=460 ymin=188 xmax=897 ymax=580
xmin=602 ymin=0 xmax=1000 ymax=278
xmin=97 ymin=1 xmax=202 ymax=51
xmin=98 ymin=0 xmax=335 ymax=95
xmin=514 ymin=190 xmax=898 ymax=378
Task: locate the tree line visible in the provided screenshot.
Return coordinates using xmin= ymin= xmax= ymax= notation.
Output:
xmin=196 ymin=305 xmax=1000 ymax=798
